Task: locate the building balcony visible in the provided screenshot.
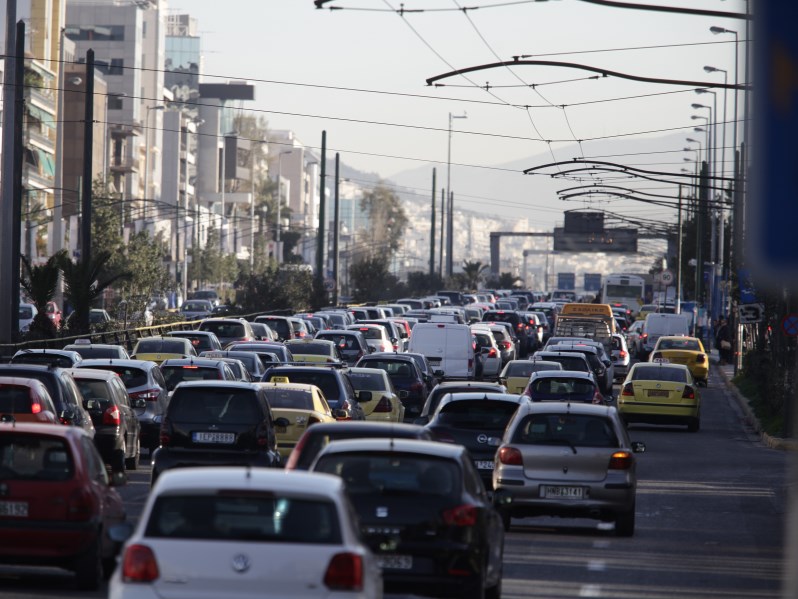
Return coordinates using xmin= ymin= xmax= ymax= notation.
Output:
xmin=110 ymin=156 xmax=141 ymax=173
xmin=109 ymin=119 xmax=143 ymax=138
xmin=23 ymin=164 xmax=54 ymax=190
xmin=25 ymin=86 xmax=56 ymax=112
xmin=24 ymin=127 xmax=56 ymax=152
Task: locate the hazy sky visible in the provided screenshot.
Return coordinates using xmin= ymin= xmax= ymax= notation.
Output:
xmin=176 ymin=0 xmax=745 ymax=216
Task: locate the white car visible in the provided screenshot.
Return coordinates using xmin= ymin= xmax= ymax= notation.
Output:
xmin=347 ymin=324 xmax=393 ymax=353
xmin=109 ymin=467 xmax=383 ymax=599
xmin=19 ymin=302 xmax=37 ymax=332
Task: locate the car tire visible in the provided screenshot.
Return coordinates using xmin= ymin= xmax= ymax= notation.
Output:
xmin=74 ymin=537 xmax=102 ymax=590
xmin=687 ymin=418 xmax=700 ymax=433
xmin=500 ymin=509 xmax=511 ymax=532
xmin=615 ymin=504 xmax=635 ymax=537
xmin=125 ymin=439 xmax=140 ymax=470
xmin=112 ymin=447 xmax=126 ymax=474
xmin=464 ymin=568 xmax=486 ymax=599
xmin=485 ymin=556 xmax=503 ymax=599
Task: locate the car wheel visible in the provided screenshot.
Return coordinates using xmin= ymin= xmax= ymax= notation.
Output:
xmin=463 ymin=568 xmax=486 ymax=599
xmin=500 ymin=509 xmax=511 ymax=532
xmin=687 ymin=418 xmax=700 ymax=433
xmin=74 ymin=537 xmax=102 ymax=590
xmin=485 ymin=556 xmax=503 ymax=599
xmin=125 ymin=439 xmax=140 ymax=470
xmin=112 ymin=446 xmax=126 ymax=473
xmin=615 ymin=504 xmax=635 ymax=537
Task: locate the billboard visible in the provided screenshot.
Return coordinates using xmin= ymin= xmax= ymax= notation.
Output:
xmin=557 ymin=273 xmax=576 ymax=291
xmin=553 ymin=228 xmax=638 ymax=253
xmin=584 ymin=273 xmax=602 ymax=292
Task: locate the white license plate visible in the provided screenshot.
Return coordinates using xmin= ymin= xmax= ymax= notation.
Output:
xmin=192 ymin=432 xmax=235 ymax=444
xmin=475 ymin=461 xmax=494 ymax=470
xmin=542 ymin=486 xmax=584 ymax=499
xmin=377 ymin=555 xmax=413 ymax=570
xmin=0 ymin=501 xmax=28 ymax=517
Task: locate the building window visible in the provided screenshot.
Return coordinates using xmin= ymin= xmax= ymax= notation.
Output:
xmin=93 ymin=58 xmax=124 ymax=77
xmin=65 ymin=25 xmax=125 ymax=41
xmin=108 ymin=95 xmax=124 ymax=110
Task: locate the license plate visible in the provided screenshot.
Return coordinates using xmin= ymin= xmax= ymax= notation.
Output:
xmin=647 ymin=389 xmax=671 ymax=398
xmin=0 ymin=501 xmax=28 ymax=517
xmin=377 ymin=555 xmax=413 ymax=570
xmin=475 ymin=460 xmax=494 ymax=470
xmin=541 ymin=486 xmax=584 ymax=499
xmin=275 ymin=426 xmax=287 ymax=434
xmin=192 ymin=432 xmax=235 ymax=444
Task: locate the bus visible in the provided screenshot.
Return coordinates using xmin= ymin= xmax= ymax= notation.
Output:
xmin=601 ymin=274 xmax=646 ymax=316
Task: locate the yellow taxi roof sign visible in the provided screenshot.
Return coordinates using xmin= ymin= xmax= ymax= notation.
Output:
xmin=271 ymin=376 xmax=290 ymax=383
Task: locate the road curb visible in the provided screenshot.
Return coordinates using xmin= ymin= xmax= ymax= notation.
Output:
xmin=713 ymin=362 xmax=798 ymax=451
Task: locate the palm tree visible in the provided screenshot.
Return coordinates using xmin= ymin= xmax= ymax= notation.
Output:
xmin=462 ymin=260 xmax=489 ymax=290
xmin=59 ymin=251 xmax=131 ymax=334
xmin=20 ymin=251 xmax=65 ymax=339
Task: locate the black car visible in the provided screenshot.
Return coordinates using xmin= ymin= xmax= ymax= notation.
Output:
xmin=312 ymin=438 xmax=505 ymax=599
xmin=166 ymin=330 xmax=224 ymax=353
xmin=10 ymin=349 xmax=83 ymax=368
xmin=285 ymin=421 xmax=433 ymax=470
xmin=415 ymin=380 xmax=508 ymax=425
xmin=355 ymin=354 xmax=429 ymax=422
xmin=62 ymin=343 xmax=130 ymax=360
xmin=482 ymin=310 xmax=528 ymax=356
xmin=159 ymin=358 xmax=237 ymax=395
xmin=151 ymin=381 xmax=284 ymax=484
xmin=261 ymin=365 xmax=366 ymax=421
xmin=254 ymin=315 xmax=294 ymax=341
xmin=314 ymin=329 xmax=371 ymax=365
xmin=226 ymin=342 xmax=293 ymax=364
xmin=425 ymin=392 xmax=527 ymax=491
xmin=0 ymin=364 xmax=94 ymax=435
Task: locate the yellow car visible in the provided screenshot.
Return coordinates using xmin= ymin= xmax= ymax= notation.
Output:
xmin=498 ymin=360 xmax=538 ymax=394
xmin=284 ymin=339 xmax=343 ymax=364
xmin=347 ymin=367 xmax=405 ymax=422
xmin=619 ymin=362 xmax=700 ymax=432
xmin=261 ymin=380 xmax=337 ymax=458
xmin=637 ymin=304 xmax=658 ymax=321
xmin=649 ymin=336 xmax=708 ymax=386
xmin=131 ymin=336 xmax=196 ymax=364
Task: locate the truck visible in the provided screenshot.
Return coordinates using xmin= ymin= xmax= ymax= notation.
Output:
xmin=553 ymin=303 xmax=615 ymax=353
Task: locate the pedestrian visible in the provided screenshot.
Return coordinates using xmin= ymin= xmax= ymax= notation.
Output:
xmin=716 ymin=317 xmax=732 ymax=364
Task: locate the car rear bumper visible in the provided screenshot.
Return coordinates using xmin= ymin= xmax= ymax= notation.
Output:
xmin=0 ymin=522 xmax=98 ymax=563
xmin=151 ymin=447 xmax=280 ymax=479
xmin=493 ymin=480 xmax=636 ymax=518
xmin=618 ymin=402 xmax=699 ymax=422
xmin=93 ymin=428 xmax=124 ymax=460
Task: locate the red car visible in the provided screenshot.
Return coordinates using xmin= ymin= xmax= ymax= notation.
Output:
xmin=0 ymin=421 xmax=127 ymax=589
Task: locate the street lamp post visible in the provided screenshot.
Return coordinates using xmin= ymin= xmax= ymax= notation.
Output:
xmin=275 ymin=149 xmax=292 ymax=264
xmin=143 ymin=104 xmax=165 ymax=222
xmin=446 ymin=111 xmax=467 ymax=278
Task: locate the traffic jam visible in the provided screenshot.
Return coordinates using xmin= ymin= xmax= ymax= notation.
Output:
xmin=1 ymin=291 xmax=757 ymax=598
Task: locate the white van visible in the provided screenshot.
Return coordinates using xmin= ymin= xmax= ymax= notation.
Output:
xmin=407 ymin=322 xmax=475 ymax=380
xmin=641 ymin=313 xmax=691 ymax=359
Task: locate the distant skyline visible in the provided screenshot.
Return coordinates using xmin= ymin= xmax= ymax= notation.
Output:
xmin=176 ymin=0 xmax=745 ymax=224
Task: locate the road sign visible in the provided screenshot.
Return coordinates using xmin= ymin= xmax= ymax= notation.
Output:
xmin=660 ymin=269 xmax=674 ymax=286
xmin=738 ymin=303 xmax=765 ymax=325
xmin=783 ymin=313 xmax=798 ymax=337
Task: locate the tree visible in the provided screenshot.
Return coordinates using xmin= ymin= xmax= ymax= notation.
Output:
xmin=118 ymin=230 xmax=172 ymax=300
xmin=350 ymin=256 xmax=395 ymax=303
xmin=461 ymin=260 xmax=489 ymax=290
xmin=236 ymin=264 xmax=313 ymax=313
xmin=357 ymin=182 xmax=408 ymax=261
xmin=59 ymin=251 xmax=131 ymax=334
xmin=20 ymin=251 xmax=65 ymax=339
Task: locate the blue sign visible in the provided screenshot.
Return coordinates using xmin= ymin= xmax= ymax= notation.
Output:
xmin=583 ymin=273 xmax=602 ymax=292
xmin=750 ymin=3 xmax=798 ymax=278
xmin=737 ymin=269 xmax=759 ymax=304
xmin=557 ymin=273 xmax=575 ymax=291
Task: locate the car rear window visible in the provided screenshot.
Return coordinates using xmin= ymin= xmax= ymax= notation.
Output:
xmin=545 ymin=356 xmax=589 ymax=372
xmin=263 ymin=388 xmax=314 ymax=410
xmin=162 ymin=366 xmax=223 ymax=390
xmin=360 ymin=361 xmax=413 ymax=377
xmin=437 ymin=399 xmax=519 ymax=430
xmin=85 ymin=366 xmax=147 ymax=389
xmin=259 ymin=319 xmax=291 ymax=338
xmin=528 ymin=361 xmax=563 ymax=373
xmin=0 ymin=435 xmax=74 ymax=481
xmin=136 ymin=340 xmax=187 ymax=354
xmin=355 ymin=327 xmax=382 ymax=340
xmin=318 ymin=333 xmax=359 ymax=349
xmin=169 ymin=389 xmax=260 ymax=424
xmin=11 ymin=353 xmax=75 ymax=368
xmin=19 ymin=306 xmax=34 ymax=319
xmin=348 ymin=371 xmax=387 ymax=391
xmin=267 ymin=371 xmax=340 ymax=401
xmin=171 ymin=334 xmax=214 ymax=352
xmin=183 ymin=302 xmax=209 ymax=311
xmin=631 ymin=366 xmax=688 ymax=383
xmin=658 ymin=339 xmax=701 ymax=351
xmin=505 ymin=362 xmax=535 ymax=378
xmin=513 ymin=414 xmax=619 ymax=448
xmin=314 ymin=453 xmax=460 ymax=498
xmin=287 ymin=342 xmax=331 ymax=356
xmin=144 ymin=494 xmax=341 ymax=544
xmin=531 ymin=377 xmax=595 ymax=396
xmin=0 ymin=385 xmax=33 ymax=413
xmin=202 ymin=322 xmax=245 ymax=338
xmin=69 ymin=347 xmax=123 ymax=359
xmin=74 ymin=380 xmax=113 ymax=405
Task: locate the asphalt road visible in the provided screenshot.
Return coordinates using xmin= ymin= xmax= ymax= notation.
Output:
xmin=0 ymin=364 xmax=787 ymax=598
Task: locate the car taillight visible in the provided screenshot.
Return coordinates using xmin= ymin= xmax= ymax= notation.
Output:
xmin=103 ymin=406 xmax=121 ymax=426
xmin=593 ymin=389 xmax=604 ymax=404
xmin=498 ymin=446 xmax=522 ymax=465
xmin=621 ymin=383 xmax=634 ymax=397
xmin=517 ymin=323 xmax=524 ymax=330
xmin=159 ymin=417 xmax=172 ymax=446
xmin=641 ymin=333 xmax=648 ymax=340
xmin=500 ymin=341 xmax=512 ymax=350
xmin=393 ymin=343 xmax=399 ymax=351
xmin=410 ymin=382 xmax=423 ymax=393
xmin=308 ymin=415 xmax=322 ymax=425
xmin=373 ymin=396 xmax=393 ymax=413
xmin=608 ymin=451 xmax=633 ymax=470
xmin=31 ymin=398 xmax=42 ymax=414
xmin=130 ymin=388 xmax=160 ymax=402
xmin=285 ymin=431 xmax=308 ymax=470
xmin=696 ymin=354 xmax=706 ymax=363
xmin=67 ymin=488 xmax=95 ymax=521
xmin=122 ymin=544 xmax=160 ymax=583
xmin=619 ymin=350 xmax=627 ymax=359
xmin=324 ymin=552 xmax=363 ymax=591
xmin=488 ymin=348 xmax=497 ymax=358
xmin=682 ymin=386 xmax=695 ymax=400
xmin=442 ymin=504 xmax=478 ymax=527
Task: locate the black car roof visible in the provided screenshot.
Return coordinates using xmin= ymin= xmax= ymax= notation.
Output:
xmin=160 ymin=357 xmax=229 ymax=367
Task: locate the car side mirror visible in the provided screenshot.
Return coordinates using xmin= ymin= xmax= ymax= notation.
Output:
xmin=433 ymin=369 xmax=444 ymax=377
xmin=332 ymin=409 xmax=349 ymax=420
xmin=356 ymin=390 xmax=372 ymax=402
xmin=368 ymin=346 xmax=376 ymax=353
xmin=390 ymin=337 xmax=398 ymax=344
xmin=498 ymin=377 xmax=506 ymax=385
xmin=274 ymin=417 xmax=290 ymax=428
xmin=631 ymin=441 xmax=646 ymax=453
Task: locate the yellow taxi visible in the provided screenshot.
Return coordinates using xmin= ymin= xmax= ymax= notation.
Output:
xmin=283 ymin=339 xmax=342 ymax=364
xmin=498 ymin=360 xmax=538 ymax=394
xmin=638 ymin=304 xmax=658 ymax=321
xmin=261 ymin=379 xmax=337 ymax=458
xmin=649 ymin=336 xmax=708 ymax=386
xmin=131 ymin=336 xmax=196 ymax=364
xmin=619 ymin=362 xmax=700 ymax=432
xmin=347 ymin=367 xmax=405 ymax=422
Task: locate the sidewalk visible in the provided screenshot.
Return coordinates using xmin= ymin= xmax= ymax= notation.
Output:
xmin=710 ymin=348 xmax=797 ymax=451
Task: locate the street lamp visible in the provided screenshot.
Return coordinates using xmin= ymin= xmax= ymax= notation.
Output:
xmin=446 ymin=111 xmax=467 ymax=278
xmin=143 ymin=104 xmax=165 ymax=221
xmin=710 ymin=26 xmax=739 ymax=169
xmin=275 ymin=149 xmax=292 ymax=264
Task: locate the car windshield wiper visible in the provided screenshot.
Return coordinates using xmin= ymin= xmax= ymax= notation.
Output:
xmin=542 ymin=438 xmax=577 ymax=454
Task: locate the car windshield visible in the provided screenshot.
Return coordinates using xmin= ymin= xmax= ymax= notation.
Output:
xmin=658 ymin=339 xmax=701 ymax=351
xmin=136 ymin=340 xmax=187 ymax=354
xmin=631 ymin=365 xmax=688 ymax=383
xmin=513 ymin=414 xmax=619 ymax=448
xmin=162 ymin=366 xmax=222 ymax=390
xmin=263 ymin=387 xmax=315 ymax=410
xmin=348 ymin=370 xmax=387 ymax=391
xmin=169 ymin=389 xmax=259 ymax=424
xmin=531 ymin=377 xmax=595 ymax=397
xmin=314 ymin=453 xmax=460 ymax=498
xmin=0 ymin=435 xmax=74 ymax=481
xmin=145 ymin=494 xmax=341 ymax=543
xmin=436 ymin=399 xmax=519 ymax=430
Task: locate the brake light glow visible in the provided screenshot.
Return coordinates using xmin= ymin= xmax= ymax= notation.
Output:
xmin=608 ymin=451 xmax=633 ymax=470
xmin=159 ymin=417 xmax=172 ymax=446
xmin=182 ymin=365 xmax=199 ymax=369
xmin=442 ymin=504 xmax=478 ymax=527
xmin=682 ymin=386 xmax=695 ymax=400
xmin=488 ymin=348 xmax=497 ymax=358
xmin=122 ymin=544 xmax=160 ymax=583
xmin=324 ymin=553 xmax=363 ymax=591
xmin=641 ymin=333 xmax=648 ymax=340
xmin=373 ymin=396 xmax=393 ymax=412
xmin=619 ymin=350 xmax=627 ymax=359
xmin=103 ymin=406 xmax=121 ymax=426
xmin=498 ymin=446 xmax=522 ymax=465
xmin=31 ymin=398 xmax=42 ymax=414
xmin=621 ymin=383 xmax=635 ymax=397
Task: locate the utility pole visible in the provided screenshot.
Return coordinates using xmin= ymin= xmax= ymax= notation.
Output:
xmin=81 ymin=49 xmax=95 ymax=266
xmin=10 ymin=21 xmax=25 ymax=338
xmin=447 ymin=190 xmax=454 ymax=277
xmin=438 ymin=188 xmax=445 ymax=278
xmin=333 ymin=152 xmax=340 ymax=306
xmin=316 ymin=131 xmax=326 ymax=303
xmin=429 ymin=168 xmax=436 ymax=278
xmin=676 ymin=185 xmax=683 ymax=315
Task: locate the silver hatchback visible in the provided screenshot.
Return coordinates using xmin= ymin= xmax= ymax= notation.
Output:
xmin=493 ymin=402 xmax=645 ymax=536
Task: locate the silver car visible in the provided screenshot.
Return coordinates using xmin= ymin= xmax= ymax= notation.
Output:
xmin=611 ymin=333 xmax=631 ymax=381
xmin=493 ymin=402 xmax=645 ymax=536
